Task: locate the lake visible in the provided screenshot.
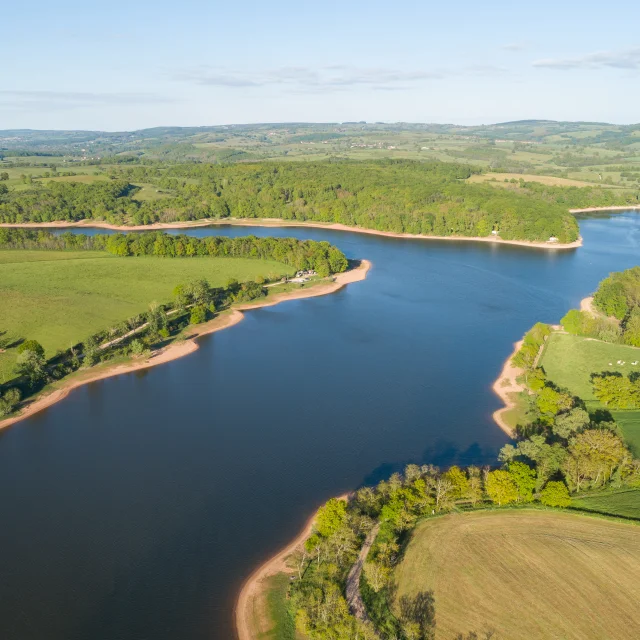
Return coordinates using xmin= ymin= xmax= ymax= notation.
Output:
xmin=0 ymin=212 xmax=638 ymax=639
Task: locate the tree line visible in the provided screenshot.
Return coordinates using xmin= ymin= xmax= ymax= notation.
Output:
xmin=0 ymin=159 xmax=584 ymax=243
xmin=0 ymin=229 xmax=349 ymax=275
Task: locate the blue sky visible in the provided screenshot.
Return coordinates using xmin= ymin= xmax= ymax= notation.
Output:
xmin=2 ymin=0 xmax=639 ymax=130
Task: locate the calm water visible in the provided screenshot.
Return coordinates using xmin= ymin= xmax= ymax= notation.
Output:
xmin=1 ymin=213 xmax=639 ymax=640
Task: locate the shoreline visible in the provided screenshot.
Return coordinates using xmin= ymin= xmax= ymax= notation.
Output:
xmin=0 ymin=260 xmax=371 ymax=431
xmin=234 ymin=493 xmax=349 ymax=640
xmin=0 ymin=218 xmax=583 ymax=250
xmin=569 ymin=205 xmax=640 ymax=214
xmin=491 ymin=339 xmax=525 ymax=437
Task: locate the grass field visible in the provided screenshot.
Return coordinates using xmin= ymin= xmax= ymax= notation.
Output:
xmin=0 ymin=250 xmax=293 ymax=382
xmin=540 ymin=332 xmax=640 ymax=450
xmin=394 ymin=510 xmax=640 ymax=640
xmin=467 ymin=172 xmax=617 ymax=188
xmin=572 ymin=490 xmax=640 ymax=519
xmin=252 ymin=573 xmax=297 ymax=640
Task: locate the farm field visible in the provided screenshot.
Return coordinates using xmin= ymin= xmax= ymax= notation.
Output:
xmin=539 ymin=332 xmax=640 ymax=447
xmin=572 ymin=490 xmax=640 ymax=519
xmin=394 ymin=510 xmax=640 ymax=640
xmin=467 ymin=172 xmax=622 ymax=188
xmin=0 ymin=250 xmax=293 ymax=382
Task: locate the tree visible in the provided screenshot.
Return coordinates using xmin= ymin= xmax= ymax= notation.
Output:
xmin=562 ymin=429 xmax=629 ymax=492
xmin=552 ymin=408 xmax=590 ymax=439
xmin=15 ymin=349 xmax=47 ymax=385
xmin=0 ymin=172 xmax=9 ymax=180
xmin=623 ymin=307 xmax=640 ymax=347
xmin=0 ymin=387 xmax=21 ymax=416
xmin=466 ymin=466 xmax=484 ymax=506
xmin=17 ymin=339 xmax=45 ymax=358
xmin=363 ymin=561 xmax=390 ymax=593
xmin=536 ymin=386 xmax=573 ymax=417
xmin=189 ymin=305 xmax=207 ymax=324
xmin=397 ymin=591 xmax=436 ymax=640
xmin=444 ymin=466 xmax=469 ymax=499
xmin=539 ymin=481 xmax=571 ymax=507
xmin=507 ymin=461 xmax=536 ymax=502
xmin=485 ymin=470 xmax=519 ymax=506
xmin=316 ymin=498 xmax=347 ymax=538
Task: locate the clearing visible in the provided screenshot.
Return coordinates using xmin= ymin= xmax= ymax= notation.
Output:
xmin=394 ymin=510 xmax=640 ymax=640
xmin=539 ymin=332 xmax=640 ymax=451
xmin=0 ymin=250 xmax=293 ymax=382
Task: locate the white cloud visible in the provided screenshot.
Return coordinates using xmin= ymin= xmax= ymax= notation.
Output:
xmin=533 ymin=47 xmax=640 ymax=70
xmin=0 ymin=90 xmax=177 ymax=111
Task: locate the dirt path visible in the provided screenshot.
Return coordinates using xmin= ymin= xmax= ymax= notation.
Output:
xmin=491 ymin=340 xmax=525 ymax=437
xmin=346 ymin=523 xmax=380 ymax=624
xmin=0 ymin=261 xmax=370 ymax=431
xmin=0 ymin=219 xmax=583 ymax=250
xmin=234 ymin=494 xmax=350 ymax=640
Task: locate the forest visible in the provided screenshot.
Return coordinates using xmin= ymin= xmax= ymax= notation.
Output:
xmin=0 ymin=160 xmax=586 ymax=243
xmin=0 ymin=228 xmax=348 ymax=275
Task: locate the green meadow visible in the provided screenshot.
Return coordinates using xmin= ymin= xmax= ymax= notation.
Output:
xmin=0 ymin=249 xmax=293 ymax=382
xmin=572 ymin=490 xmax=640 ymax=519
xmin=540 ymin=332 xmax=640 ymax=452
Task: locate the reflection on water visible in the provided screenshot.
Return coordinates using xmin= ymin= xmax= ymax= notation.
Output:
xmin=0 ymin=212 xmax=638 ymax=639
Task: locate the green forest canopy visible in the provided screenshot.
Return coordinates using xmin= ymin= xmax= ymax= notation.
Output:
xmin=0 ymin=160 xmax=584 ymax=242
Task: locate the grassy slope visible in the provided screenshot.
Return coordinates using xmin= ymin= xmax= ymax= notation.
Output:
xmin=540 ymin=332 xmax=640 ymax=451
xmin=572 ymin=490 xmax=640 ymax=519
xmin=0 ymin=250 xmax=293 ymax=382
xmin=394 ymin=510 xmax=640 ymax=640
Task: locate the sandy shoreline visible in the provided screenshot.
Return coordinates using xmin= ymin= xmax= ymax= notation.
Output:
xmin=0 ymin=218 xmax=583 ymax=250
xmin=0 ymin=260 xmax=370 ymax=431
xmin=569 ymin=205 xmax=640 ymax=214
xmin=234 ymin=493 xmax=349 ymax=640
xmin=491 ymin=339 xmax=525 ymax=437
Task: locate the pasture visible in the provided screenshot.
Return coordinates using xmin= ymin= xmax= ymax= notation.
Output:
xmin=572 ymin=489 xmax=640 ymax=519
xmin=0 ymin=250 xmax=293 ymax=382
xmin=539 ymin=332 xmax=640 ymax=448
xmin=394 ymin=510 xmax=640 ymax=640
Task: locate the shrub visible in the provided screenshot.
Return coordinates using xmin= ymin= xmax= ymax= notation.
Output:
xmin=189 ymin=305 xmax=207 ymax=325
xmin=17 ymin=339 xmax=45 ymax=358
xmin=539 ymin=481 xmax=571 ymax=507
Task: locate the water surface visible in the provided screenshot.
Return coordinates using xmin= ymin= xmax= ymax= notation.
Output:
xmin=0 ymin=212 xmax=638 ymax=639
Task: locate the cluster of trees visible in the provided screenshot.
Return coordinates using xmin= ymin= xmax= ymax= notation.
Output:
xmin=0 ymin=180 xmax=138 ymax=223
xmin=592 ymin=373 xmax=640 ymax=409
xmin=594 ymin=266 xmax=640 ymax=323
xmin=0 ymin=159 xmax=582 ymax=242
xmin=511 ymin=322 xmax=551 ymax=370
xmin=0 ymin=228 xmax=349 ymax=276
xmin=290 ymin=417 xmax=635 ymax=640
xmin=560 ymin=268 xmax=640 ymax=346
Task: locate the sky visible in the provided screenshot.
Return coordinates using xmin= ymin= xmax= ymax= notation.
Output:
xmin=1 ymin=0 xmax=639 ymax=131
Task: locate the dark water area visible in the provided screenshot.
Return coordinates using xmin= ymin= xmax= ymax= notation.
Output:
xmin=1 ymin=213 xmax=639 ymax=639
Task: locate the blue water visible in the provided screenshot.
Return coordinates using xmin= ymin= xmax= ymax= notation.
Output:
xmin=0 ymin=212 xmax=638 ymax=639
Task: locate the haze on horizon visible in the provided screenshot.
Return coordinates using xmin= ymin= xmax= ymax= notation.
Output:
xmin=2 ymin=0 xmax=639 ymax=131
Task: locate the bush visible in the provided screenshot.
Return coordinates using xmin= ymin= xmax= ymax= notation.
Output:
xmin=539 ymin=481 xmax=571 ymax=507
xmin=189 ymin=305 xmax=207 ymax=325
xmin=0 ymin=387 xmax=21 ymax=417
xmin=17 ymin=339 xmax=45 ymax=358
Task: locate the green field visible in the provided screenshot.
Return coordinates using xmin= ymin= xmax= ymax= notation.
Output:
xmin=0 ymin=250 xmax=293 ymax=382
xmin=394 ymin=510 xmax=640 ymax=640
xmin=572 ymin=490 xmax=640 ymax=519
xmin=540 ymin=332 xmax=640 ymax=449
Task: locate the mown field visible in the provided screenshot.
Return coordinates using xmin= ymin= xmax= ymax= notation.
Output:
xmin=0 ymin=250 xmax=293 ymax=382
xmin=540 ymin=332 xmax=640 ymax=450
xmin=572 ymin=490 xmax=640 ymax=519
xmin=394 ymin=510 xmax=640 ymax=640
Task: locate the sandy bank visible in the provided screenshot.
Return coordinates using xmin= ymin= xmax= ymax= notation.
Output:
xmin=0 ymin=218 xmax=583 ymax=250
xmin=569 ymin=205 xmax=640 ymax=214
xmin=491 ymin=339 xmax=525 ymax=437
xmin=0 ymin=261 xmax=370 ymax=431
xmin=580 ymin=296 xmax=597 ymax=315
xmin=235 ymin=494 xmax=349 ymax=640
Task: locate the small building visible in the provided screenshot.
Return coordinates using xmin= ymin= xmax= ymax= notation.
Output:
xmin=491 ymin=230 xmax=499 ymax=236
xmin=548 ymin=236 xmax=559 ymax=243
